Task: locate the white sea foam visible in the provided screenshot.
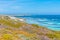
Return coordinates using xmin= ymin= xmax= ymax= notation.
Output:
xmin=9 ymin=16 xmax=18 ymax=21
xmin=46 ymin=22 xmax=54 ymax=25
xmin=19 ymin=18 xmax=24 ymax=22
xmin=38 ymin=18 xmax=48 ymax=22
xmin=9 ymin=16 xmax=24 ymax=22
xmin=9 ymin=16 xmax=16 ymax=19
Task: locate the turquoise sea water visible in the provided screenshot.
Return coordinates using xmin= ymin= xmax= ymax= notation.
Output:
xmin=15 ymin=15 xmax=60 ymax=31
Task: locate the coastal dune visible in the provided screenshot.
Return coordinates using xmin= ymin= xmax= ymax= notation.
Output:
xmin=0 ymin=15 xmax=60 ymax=40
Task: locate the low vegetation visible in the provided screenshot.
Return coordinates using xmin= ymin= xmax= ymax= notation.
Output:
xmin=0 ymin=16 xmax=60 ymax=40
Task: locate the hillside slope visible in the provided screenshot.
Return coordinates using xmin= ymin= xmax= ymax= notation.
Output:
xmin=0 ymin=15 xmax=60 ymax=40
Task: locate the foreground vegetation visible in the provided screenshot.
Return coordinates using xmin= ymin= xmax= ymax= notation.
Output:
xmin=0 ymin=15 xmax=60 ymax=40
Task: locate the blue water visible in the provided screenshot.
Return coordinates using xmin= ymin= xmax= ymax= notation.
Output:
xmin=15 ymin=15 xmax=60 ymax=31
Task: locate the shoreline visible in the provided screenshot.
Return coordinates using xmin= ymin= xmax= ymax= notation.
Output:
xmin=15 ymin=16 xmax=60 ymax=31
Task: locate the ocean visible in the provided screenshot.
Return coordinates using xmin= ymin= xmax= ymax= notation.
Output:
xmin=15 ymin=15 xmax=60 ymax=31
